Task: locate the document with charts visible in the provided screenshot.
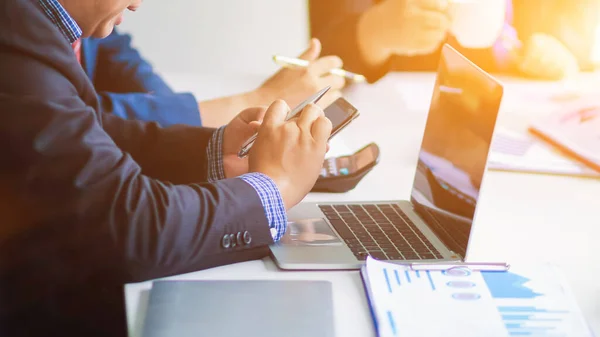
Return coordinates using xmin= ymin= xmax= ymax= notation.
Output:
xmin=361 ymin=257 xmax=593 ymax=337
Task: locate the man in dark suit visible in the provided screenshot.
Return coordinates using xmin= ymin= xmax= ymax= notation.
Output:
xmin=309 ymin=0 xmax=579 ymax=82
xmin=82 ymin=29 xmax=344 ymax=128
xmin=0 ymin=0 xmax=332 ymax=336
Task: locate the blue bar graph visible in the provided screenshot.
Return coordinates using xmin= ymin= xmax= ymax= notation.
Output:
xmin=405 ymin=270 xmax=412 ymax=283
xmin=387 ymin=311 xmax=397 ymax=336
xmin=502 ymin=315 xmax=562 ymax=322
xmin=415 ymin=270 xmax=421 ymax=278
xmin=482 ymin=272 xmax=542 ymax=299
xmin=508 ymin=333 xmax=565 ymax=337
xmin=506 ymin=323 xmax=555 ymax=330
xmin=426 ymin=271 xmax=436 ymax=291
xmin=384 ymin=268 xmax=392 ymax=293
xmin=394 ymin=270 xmax=401 ymax=286
xmin=503 ymin=315 xmax=530 ymax=320
xmin=498 ymin=306 xmax=569 ymax=314
xmin=497 ymin=305 xmax=570 ymax=337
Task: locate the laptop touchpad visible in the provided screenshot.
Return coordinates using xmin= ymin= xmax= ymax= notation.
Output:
xmin=278 ymin=218 xmax=344 ymax=246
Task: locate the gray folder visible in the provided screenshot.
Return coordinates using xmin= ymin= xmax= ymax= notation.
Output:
xmin=142 ymin=280 xmax=335 ymax=337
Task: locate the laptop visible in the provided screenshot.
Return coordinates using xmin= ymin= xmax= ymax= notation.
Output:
xmin=270 ymin=44 xmax=504 ymax=270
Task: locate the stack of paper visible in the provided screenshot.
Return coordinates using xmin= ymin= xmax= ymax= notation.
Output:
xmin=361 ymin=257 xmax=594 ymax=337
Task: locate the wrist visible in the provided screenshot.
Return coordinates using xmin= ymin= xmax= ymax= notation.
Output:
xmin=275 ymin=178 xmax=294 ymax=210
xmin=253 ymin=169 xmax=294 ymax=210
xmin=198 ymin=101 xmax=224 ymax=128
xmin=252 ymin=86 xmax=277 ymax=106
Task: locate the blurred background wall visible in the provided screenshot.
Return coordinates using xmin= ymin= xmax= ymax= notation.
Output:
xmin=118 ymin=0 xmax=310 ymax=78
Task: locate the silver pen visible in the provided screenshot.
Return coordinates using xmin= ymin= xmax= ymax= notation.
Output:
xmin=237 ymin=86 xmax=331 ymax=158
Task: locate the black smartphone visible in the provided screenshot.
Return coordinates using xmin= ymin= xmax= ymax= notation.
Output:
xmin=312 ymin=143 xmax=380 ymax=193
xmin=324 ymin=97 xmax=360 ymax=139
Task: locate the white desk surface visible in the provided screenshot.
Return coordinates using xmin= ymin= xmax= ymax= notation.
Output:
xmin=126 ymin=71 xmax=600 ymax=337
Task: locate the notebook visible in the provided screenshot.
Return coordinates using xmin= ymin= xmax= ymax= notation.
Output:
xmin=360 ymin=257 xmax=594 ymax=337
xmin=141 ymin=280 xmax=335 ymax=337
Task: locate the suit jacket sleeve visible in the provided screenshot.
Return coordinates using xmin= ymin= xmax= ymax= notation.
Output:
xmin=0 ymin=41 xmax=273 ymax=282
xmin=93 ymin=30 xmax=202 ymax=127
xmin=1 ymin=92 xmax=273 ymax=283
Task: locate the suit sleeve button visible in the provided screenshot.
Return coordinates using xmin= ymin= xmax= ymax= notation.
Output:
xmin=236 ymin=232 xmax=244 ymax=246
xmin=229 ymin=233 xmax=237 ymax=248
xmin=243 ymin=231 xmax=252 ymax=245
xmin=221 ymin=234 xmax=231 ymax=249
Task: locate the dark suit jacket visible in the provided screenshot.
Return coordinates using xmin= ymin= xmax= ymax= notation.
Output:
xmin=83 ymin=30 xmax=203 ymax=127
xmin=310 ymin=0 xmax=515 ymax=82
xmin=0 ymin=1 xmax=272 ymax=336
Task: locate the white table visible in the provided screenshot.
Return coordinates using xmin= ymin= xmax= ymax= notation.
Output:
xmin=126 ymin=71 xmax=600 ymax=337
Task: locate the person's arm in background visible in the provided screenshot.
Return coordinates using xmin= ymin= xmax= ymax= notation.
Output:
xmin=92 ymin=30 xmax=203 ymax=127
xmin=198 ymin=38 xmax=345 ymax=127
xmin=310 ymin=0 xmax=451 ymax=82
xmin=512 ymin=0 xmax=597 ymax=74
xmin=311 ymin=0 xmax=578 ymax=82
xmin=93 ymin=29 xmax=263 ymax=127
xmin=309 ymin=0 xmax=509 ymax=78
xmin=93 ymin=30 xmax=345 ymax=128
xmin=310 ymin=0 xmax=511 ymax=76
xmin=454 ymin=0 xmax=580 ymax=80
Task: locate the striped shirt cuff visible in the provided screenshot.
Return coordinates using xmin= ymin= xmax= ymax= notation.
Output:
xmin=240 ymin=173 xmax=288 ymax=241
xmin=206 ymin=126 xmax=226 ymax=182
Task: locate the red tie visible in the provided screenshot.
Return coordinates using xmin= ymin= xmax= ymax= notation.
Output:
xmin=72 ymin=39 xmax=82 ymax=64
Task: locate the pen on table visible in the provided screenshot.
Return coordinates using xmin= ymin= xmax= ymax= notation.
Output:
xmin=237 ymin=86 xmax=331 ymax=158
xmin=273 ymin=55 xmax=367 ymax=83
xmin=407 ymin=262 xmax=510 ymax=272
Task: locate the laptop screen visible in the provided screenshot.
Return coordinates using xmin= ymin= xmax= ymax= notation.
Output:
xmin=410 ymin=44 xmax=503 ymax=259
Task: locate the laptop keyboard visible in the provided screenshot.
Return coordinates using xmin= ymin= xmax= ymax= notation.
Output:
xmin=319 ymin=204 xmax=443 ymax=261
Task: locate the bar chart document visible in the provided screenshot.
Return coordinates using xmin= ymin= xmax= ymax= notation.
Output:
xmin=361 ymin=257 xmax=593 ymax=337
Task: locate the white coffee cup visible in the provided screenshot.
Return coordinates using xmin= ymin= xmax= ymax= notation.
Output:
xmin=449 ymin=0 xmax=507 ymax=49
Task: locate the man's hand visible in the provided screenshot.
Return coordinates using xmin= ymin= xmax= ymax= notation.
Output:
xmin=515 ymin=33 xmax=579 ymax=80
xmin=221 ymin=106 xmax=267 ymax=178
xmin=256 ymin=38 xmax=344 ymax=108
xmin=358 ymin=0 xmax=451 ymax=66
xmin=249 ymin=100 xmax=332 ymax=210
xmin=198 ymin=39 xmax=343 ymax=128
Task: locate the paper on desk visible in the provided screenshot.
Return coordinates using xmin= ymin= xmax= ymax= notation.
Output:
xmin=488 ymin=128 xmax=600 ymax=178
xmin=362 ymin=257 xmax=593 ymax=337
